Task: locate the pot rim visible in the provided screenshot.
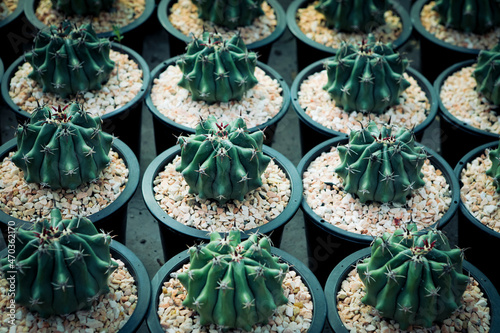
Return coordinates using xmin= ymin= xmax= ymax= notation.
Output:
xmin=0 ymin=0 xmax=25 ymax=28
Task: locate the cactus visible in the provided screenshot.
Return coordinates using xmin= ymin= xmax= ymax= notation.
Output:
xmin=25 ymin=20 xmax=115 ymax=98
xmin=177 ymin=31 xmax=258 ymax=104
xmin=434 ymin=0 xmax=500 ymax=34
xmin=50 ymin=0 xmax=115 ymax=16
xmin=335 ymin=121 xmax=427 ymax=204
xmin=473 ymin=43 xmax=500 ymax=106
xmin=177 ymin=230 xmax=289 ymax=331
xmin=356 ymin=223 xmax=470 ymax=329
xmin=0 ymin=209 xmax=117 ymax=317
xmin=192 ymin=0 xmax=265 ymax=29
xmin=486 ymin=140 xmax=500 ymax=192
xmin=11 ymin=103 xmax=114 ymax=190
xmin=315 ymin=0 xmax=389 ymax=32
xmin=176 ymin=115 xmax=270 ymax=204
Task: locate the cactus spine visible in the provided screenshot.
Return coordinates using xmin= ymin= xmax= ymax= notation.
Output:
xmin=177 ymin=230 xmax=289 ymax=331
xmin=193 ymin=0 xmax=265 ymax=29
xmin=50 ymin=0 xmax=115 ymax=16
xmin=486 ymin=140 xmax=500 ymax=192
xmin=473 ymin=43 xmax=500 ymax=106
xmin=0 ymin=209 xmax=117 ymax=317
xmin=176 ymin=115 xmax=270 ymax=204
xmin=434 ymin=0 xmax=500 ymax=34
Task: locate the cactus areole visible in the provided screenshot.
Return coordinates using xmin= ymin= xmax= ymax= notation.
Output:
xmin=177 ymin=230 xmax=289 ymax=331
xmin=51 ymin=0 xmax=116 ymax=16
xmin=0 ymin=209 xmax=118 ymax=317
xmin=473 ymin=43 xmax=500 ymax=106
xmin=486 ymin=139 xmax=500 ymax=192
xmin=335 ymin=121 xmax=427 ymax=204
xmin=356 ymin=223 xmax=469 ymax=329
xmin=434 ymin=0 xmax=500 ymax=34
xmin=193 ymin=0 xmax=265 ymax=29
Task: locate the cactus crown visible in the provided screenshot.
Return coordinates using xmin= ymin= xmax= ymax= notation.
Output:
xmin=192 ymin=0 xmax=265 ymax=29
xmin=323 ymin=34 xmax=410 ymax=114
xmin=434 ymin=0 xmax=500 ymax=34
xmin=0 ymin=208 xmax=118 ymax=317
xmin=177 ymin=31 xmax=258 ymax=104
xmin=335 ymin=121 xmax=427 ymax=204
xmin=315 ymin=0 xmax=389 ymax=32
xmin=473 ymin=42 xmax=500 ymax=106
xmin=177 ymin=230 xmax=289 ymax=331
xmin=25 ymin=21 xmax=115 ymax=98
xmin=486 ymin=140 xmax=500 ymax=192
xmin=50 ymin=0 xmax=115 ymax=15
xmin=176 ymin=115 xmax=271 ymax=204
xmin=356 ymin=223 xmax=470 ymax=329
xmin=11 ymin=103 xmax=114 ymax=190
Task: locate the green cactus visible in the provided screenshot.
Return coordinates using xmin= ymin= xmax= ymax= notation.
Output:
xmin=0 ymin=209 xmax=118 ymax=318
xmin=323 ymin=34 xmax=410 ymax=114
xmin=25 ymin=20 xmax=115 ymax=98
xmin=335 ymin=121 xmax=427 ymax=204
xmin=177 ymin=31 xmax=258 ymax=104
xmin=177 ymin=230 xmax=289 ymax=331
xmin=192 ymin=0 xmax=265 ymax=29
xmin=357 ymin=223 xmax=470 ymax=329
xmin=315 ymin=0 xmax=389 ymax=32
xmin=11 ymin=103 xmax=114 ymax=190
xmin=176 ymin=115 xmax=271 ymax=204
xmin=434 ymin=0 xmax=500 ymax=34
xmin=473 ymin=43 xmax=500 ymax=106
xmin=50 ymin=0 xmax=115 ymax=16
xmin=486 ymin=140 xmax=500 ymax=192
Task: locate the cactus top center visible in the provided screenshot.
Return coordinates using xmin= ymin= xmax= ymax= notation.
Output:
xmin=41 ymin=105 xmax=75 ymax=125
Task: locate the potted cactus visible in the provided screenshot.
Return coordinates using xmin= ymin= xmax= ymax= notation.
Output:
xmin=146 ymin=31 xmax=290 ymax=154
xmin=147 ymin=230 xmax=327 ymax=332
xmin=0 ymin=208 xmax=151 ymax=331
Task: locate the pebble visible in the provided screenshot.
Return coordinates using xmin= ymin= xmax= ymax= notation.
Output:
xmin=0 ymin=0 xmax=17 ymax=19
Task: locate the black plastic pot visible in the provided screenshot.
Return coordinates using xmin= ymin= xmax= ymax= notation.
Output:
xmin=157 ymin=0 xmax=286 ymax=63
xmin=0 ymin=0 xmax=31 ymax=69
xmin=0 ymin=43 xmax=150 ymax=156
xmin=146 ymin=56 xmax=291 ymax=155
xmin=147 ymin=246 xmax=326 ymax=332
xmin=435 ymin=59 xmax=499 ymax=167
xmin=0 ymin=240 xmax=150 ymax=333
xmin=325 ymin=248 xmax=500 ymax=332
xmin=297 ymin=136 xmax=460 ymax=286
xmin=24 ymin=0 xmax=155 ymax=54
xmin=286 ymin=0 xmax=413 ymax=71
xmin=291 ymin=60 xmax=438 ymax=156
xmin=0 ymin=137 xmax=140 ymax=245
xmin=454 ymin=141 xmax=500 ymax=289
xmin=142 ymin=144 xmax=302 ymax=261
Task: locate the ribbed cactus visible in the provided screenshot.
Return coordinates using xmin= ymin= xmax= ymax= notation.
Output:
xmin=335 ymin=121 xmax=427 ymax=204
xmin=176 ymin=115 xmax=270 ymax=204
xmin=193 ymin=0 xmax=265 ymax=29
xmin=473 ymin=43 xmax=500 ymax=106
xmin=50 ymin=0 xmax=115 ymax=16
xmin=177 ymin=230 xmax=289 ymax=331
xmin=486 ymin=140 xmax=500 ymax=192
xmin=25 ymin=21 xmax=115 ymax=98
xmin=0 ymin=209 xmax=117 ymax=318
xmin=177 ymin=31 xmax=258 ymax=104
xmin=315 ymin=0 xmax=388 ymax=32
xmin=323 ymin=34 xmax=410 ymax=114
xmin=434 ymin=0 xmax=500 ymax=34
xmin=11 ymin=103 xmax=114 ymax=190
xmin=357 ymin=223 xmax=470 ymax=329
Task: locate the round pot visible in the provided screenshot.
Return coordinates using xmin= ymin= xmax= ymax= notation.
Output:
xmin=142 ymin=144 xmax=302 ymax=261
xmin=291 ymin=59 xmax=438 ymax=156
xmin=157 ymin=0 xmax=286 ymax=63
xmin=0 ymin=137 xmax=140 ymax=245
xmin=0 ymin=240 xmax=151 ymax=333
xmin=0 ymin=42 xmax=151 ymax=156
xmin=0 ymin=0 xmax=29 ymax=69
xmin=454 ymin=141 xmax=500 ymax=289
xmin=434 ymin=59 xmax=499 ymax=167
xmin=146 ymin=56 xmax=291 ymax=155
xmin=325 ymin=248 xmax=500 ymax=332
xmin=286 ymin=0 xmax=413 ymax=71
xmin=147 ymin=246 xmax=327 ymax=332
xmin=297 ymin=136 xmax=460 ymax=286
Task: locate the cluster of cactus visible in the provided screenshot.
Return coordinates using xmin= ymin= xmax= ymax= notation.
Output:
xmin=177 ymin=31 xmax=258 ymax=104
xmin=323 ymin=34 xmax=410 ymax=114
xmin=434 ymin=0 xmax=500 ymax=34
xmin=50 ymin=0 xmax=115 ymax=16
xmin=315 ymin=0 xmax=389 ymax=32
xmin=12 ymin=103 xmax=114 ymax=190
xmin=487 ymin=140 xmax=500 ymax=192
xmin=335 ymin=121 xmax=427 ymax=204
xmin=192 ymin=0 xmax=265 ymax=29
xmin=0 ymin=209 xmax=117 ymax=317
xmin=177 ymin=230 xmax=289 ymax=331
xmin=176 ymin=115 xmax=270 ymax=204
xmin=473 ymin=42 xmax=500 ymax=106
xmin=357 ymin=223 xmax=470 ymax=329
xmin=25 ymin=20 xmax=115 ymax=98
